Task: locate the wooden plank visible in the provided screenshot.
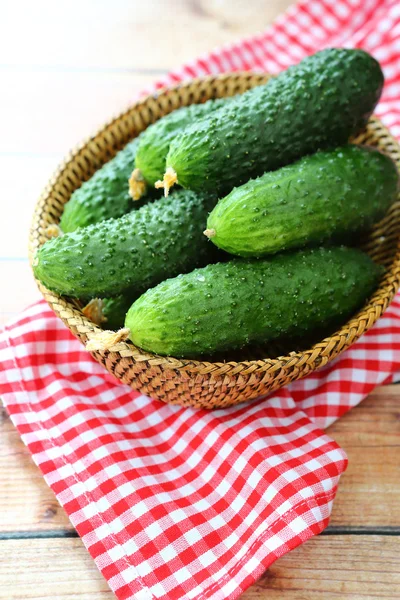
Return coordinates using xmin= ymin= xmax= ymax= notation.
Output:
xmin=0 ymin=72 xmax=154 ymax=156
xmin=328 ymin=385 xmax=400 ymax=527
xmin=0 ymin=155 xmax=62 ymax=259
xmin=0 ymin=262 xmax=40 ymax=328
xmin=0 ymin=535 xmax=398 ymax=599
xmin=243 ymin=535 xmax=400 ymax=599
xmin=0 ymin=408 xmax=73 ymax=533
xmin=0 ymin=387 xmax=399 ymax=534
xmin=0 ymin=0 xmax=292 ymax=71
xmin=0 ymin=538 xmax=113 ymax=599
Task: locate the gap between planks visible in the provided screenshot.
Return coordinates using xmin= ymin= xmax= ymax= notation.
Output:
xmin=1 ymin=525 xmax=400 ymax=542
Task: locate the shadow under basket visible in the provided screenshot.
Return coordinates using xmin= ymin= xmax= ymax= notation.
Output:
xmin=29 ymin=72 xmax=400 ymax=409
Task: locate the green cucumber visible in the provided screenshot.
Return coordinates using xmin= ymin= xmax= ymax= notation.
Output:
xmin=131 ymin=98 xmax=229 ymax=198
xmin=161 ymin=49 xmax=383 ymax=195
xmin=101 ymin=295 xmax=135 ymax=330
xmin=205 ymin=145 xmax=398 ymax=257
xmin=34 ymin=189 xmax=220 ymax=298
xmin=125 ymin=247 xmax=382 ymax=358
xmin=82 ymin=295 xmax=135 ymax=330
xmin=60 ymin=137 xmax=157 ymax=233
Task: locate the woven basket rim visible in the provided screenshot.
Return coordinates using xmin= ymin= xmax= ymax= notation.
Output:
xmin=29 ymin=72 xmax=400 ymax=378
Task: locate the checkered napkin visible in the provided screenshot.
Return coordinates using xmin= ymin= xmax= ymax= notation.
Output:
xmin=1 ymin=1 xmax=400 ymax=598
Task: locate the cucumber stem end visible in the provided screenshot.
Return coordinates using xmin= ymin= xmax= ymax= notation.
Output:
xmin=45 ymin=224 xmax=63 ymax=239
xmin=203 ymin=228 xmax=216 ymax=239
xmin=129 ymin=168 xmax=147 ymax=201
xmin=155 ymin=167 xmax=178 ymax=197
xmin=82 ymin=298 xmax=106 ymax=326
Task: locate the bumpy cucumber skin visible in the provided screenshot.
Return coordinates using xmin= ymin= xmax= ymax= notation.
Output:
xmin=207 ymin=145 xmax=399 ymax=257
xmin=60 ymin=138 xmax=155 ymax=233
xmin=166 ymin=49 xmax=384 ymax=194
xmin=102 ymin=295 xmax=136 ymax=330
xmin=126 ymin=247 xmax=382 ymax=358
xmin=34 ymin=190 xmax=219 ymax=298
xmin=135 ymin=98 xmax=228 ymax=186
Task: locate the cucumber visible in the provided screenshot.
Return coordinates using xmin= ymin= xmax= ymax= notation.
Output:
xmin=82 ymin=295 xmax=135 ymax=330
xmin=205 ymin=145 xmax=399 ymax=257
xmin=160 ymin=49 xmax=383 ymax=195
xmin=101 ymin=295 xmax=135 ymax=330
xmin=60 ymin=137 xmax=157 ymax=233
xmin=131 ymin=98 xmax=229 ymax=199
xmin=125 ymin=247 xmax=382 ymax=358
xmin=33 ymin=189 xmax=220 ymax=298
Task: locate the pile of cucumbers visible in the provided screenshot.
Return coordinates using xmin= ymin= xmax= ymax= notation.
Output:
xmin=33 ymin=48 xmax=399 ymax=359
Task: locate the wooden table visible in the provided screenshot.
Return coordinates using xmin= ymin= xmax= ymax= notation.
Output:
xmin=0 ymin=1 xmax=399 ymax=598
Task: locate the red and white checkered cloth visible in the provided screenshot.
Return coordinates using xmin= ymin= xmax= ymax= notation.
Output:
xmin=1 ymin=1 xmax=400 ymax=598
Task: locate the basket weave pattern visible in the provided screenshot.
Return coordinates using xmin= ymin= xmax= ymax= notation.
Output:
xmin=29 ymin=73 xmax=400 ymax=409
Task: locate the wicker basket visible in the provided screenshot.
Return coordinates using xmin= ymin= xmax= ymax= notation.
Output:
xmin=29 ymin=72 xmax=400 ymax=409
